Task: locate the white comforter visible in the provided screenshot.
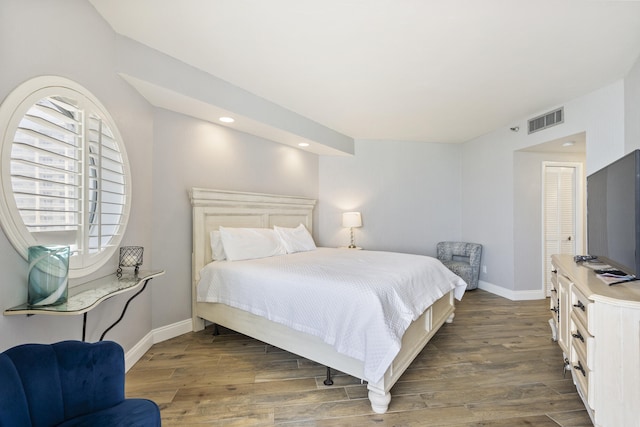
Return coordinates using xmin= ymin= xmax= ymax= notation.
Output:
xmin=197 ymin=247 xmax=467 ymax=383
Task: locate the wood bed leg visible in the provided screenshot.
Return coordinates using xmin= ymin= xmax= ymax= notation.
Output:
xmin=192 ymin=316 xmax=205 ymax=332
xmin=446 ymin=312 xmax=455 ymax=323
xmin=367 ymin=385 xmax=391 ymax=414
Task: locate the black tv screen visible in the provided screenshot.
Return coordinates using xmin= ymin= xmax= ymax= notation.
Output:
xmin=587 ymin=149 xmax=640 ymax=276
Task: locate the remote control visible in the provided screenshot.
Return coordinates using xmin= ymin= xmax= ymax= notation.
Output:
xmin=574 ymin=255 xmax=597 ymax=263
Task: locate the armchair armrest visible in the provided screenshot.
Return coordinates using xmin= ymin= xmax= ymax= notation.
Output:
xmin=468 ymin=244 xmax=483 ymax=268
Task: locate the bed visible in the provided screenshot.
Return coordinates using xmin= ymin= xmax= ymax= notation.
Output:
xmin=189 ymin=188 xmax=466 ymax=414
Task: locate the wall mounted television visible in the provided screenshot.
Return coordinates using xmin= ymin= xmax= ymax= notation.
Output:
xmin=587 ymin=149 xmax=640 ymax=277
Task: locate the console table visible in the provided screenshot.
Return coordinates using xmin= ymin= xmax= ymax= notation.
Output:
xmin=550 ymin=255 xmax=640 ymax=426
xmin=4 ymin=270 xmax=164 ymax=341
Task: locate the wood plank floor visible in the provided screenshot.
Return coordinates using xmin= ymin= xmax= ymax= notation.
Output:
xmin=126 ymin=290 xmax=593 ymax=426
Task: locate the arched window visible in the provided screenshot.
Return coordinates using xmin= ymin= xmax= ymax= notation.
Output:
xmin=0 ymin=76 xmax=131 ymax=278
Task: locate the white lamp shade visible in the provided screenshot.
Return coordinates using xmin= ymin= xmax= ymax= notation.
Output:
xmin=342 ymin=212 xmax=362 ymax=228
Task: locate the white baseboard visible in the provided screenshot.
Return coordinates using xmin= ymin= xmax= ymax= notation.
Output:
xmin=153 ymin=318 xmax=193 ymax=343
xmin=124 ymin=318 xmax=192 ymax=372
xmin=478 ymin=280 xmax=545 ymax=301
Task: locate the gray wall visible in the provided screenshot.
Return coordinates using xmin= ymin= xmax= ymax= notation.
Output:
xmin=151 ymin=109 xmax=318 ymax=328
xmin=0 ymin=0 xmax=155 ymax=350
xmin=460 ymin=81 xmax=626 ymax=297
xmin=2 ymin=0 xmax=640 ymax=353
xmin=513 ymin=151 xmax=586 ymax=293
xmin=626 ymin=55 xmax=640 ymax=152
xmin=318 ymin=140 xmax=462 ymax=255
xmin=0 ymin=0 xmax=319 ymax=351
xmin=318 ymin=79 xmax=633 ymax=299
xmin=459 ymin=130 xmax=516 ymax=292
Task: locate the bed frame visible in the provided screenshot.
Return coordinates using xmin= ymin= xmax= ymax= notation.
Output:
xmin=189 ymin=187 xmax=456 ymax=414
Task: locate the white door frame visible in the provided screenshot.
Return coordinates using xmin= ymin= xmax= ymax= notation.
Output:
xmin=541 ymin=161 xmax=584 ymax=294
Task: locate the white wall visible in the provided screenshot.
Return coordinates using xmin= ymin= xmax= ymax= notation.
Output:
xmin=318 ymin=140 xmax=462 ymax=256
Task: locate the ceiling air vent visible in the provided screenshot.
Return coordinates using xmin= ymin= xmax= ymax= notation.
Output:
xmin=528 ymin=107 xmax=564 ymax=134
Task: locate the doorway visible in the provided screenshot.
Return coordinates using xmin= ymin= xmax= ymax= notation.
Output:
xmin=542 ymin=161 xmax=584 ymax=295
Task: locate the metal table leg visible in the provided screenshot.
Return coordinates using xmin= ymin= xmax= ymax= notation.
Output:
xmin=99 ymin=279 xmax=152 ymax=341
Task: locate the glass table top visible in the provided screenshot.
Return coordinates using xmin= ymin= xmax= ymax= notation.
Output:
xmin=4 ymin=270 xmax=164 ymax=316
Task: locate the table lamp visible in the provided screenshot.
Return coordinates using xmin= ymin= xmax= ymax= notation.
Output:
xmin=342 ymin=212 xmax=362 ymax=248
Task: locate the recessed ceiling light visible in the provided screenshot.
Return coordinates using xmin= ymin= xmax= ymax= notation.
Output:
xmin=298 ymin=142 xmax=309 ymax=147
xmin=562 ymin=141 xmax=575 ymax=147
xmin=219 ymin=116 xmax=235 ymax=123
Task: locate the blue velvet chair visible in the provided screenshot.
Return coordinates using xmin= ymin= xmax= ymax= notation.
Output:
xmin=0 ymin=340 xmax=161 ymax=427
xmin=437 ymin=241 xmax=482 ymax=290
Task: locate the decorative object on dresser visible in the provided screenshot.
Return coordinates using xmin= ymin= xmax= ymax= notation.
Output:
xmin=436 ymin=241 xmax=482 ymax=290
xmin=342 ymin=211 xmax=362 ymax=248
xmin=550 ymin=254 xmax=640 ymax=427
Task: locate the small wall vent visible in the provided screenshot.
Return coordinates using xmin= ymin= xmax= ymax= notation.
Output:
xmin=528 ymin=107 xmax=564 ymax=134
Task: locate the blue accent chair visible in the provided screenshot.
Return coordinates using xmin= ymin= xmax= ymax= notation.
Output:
xmin=0 ymin=340 xmax=161 ymax=427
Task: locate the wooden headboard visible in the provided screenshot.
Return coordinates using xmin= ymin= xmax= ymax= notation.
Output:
xmin=189 ymin=188 xmax=316 ymax=318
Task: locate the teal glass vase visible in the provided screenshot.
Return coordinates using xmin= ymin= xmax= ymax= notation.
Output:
xmin=28 ymin=245 xmax=70 ymax=306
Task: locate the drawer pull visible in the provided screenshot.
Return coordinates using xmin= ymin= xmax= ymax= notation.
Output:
xmin=572 ymin=331 xmax=584 ymax=342
xmin=573 ymin=301 xmax=586 ymax=311
xmin=550 ymin=307 xmax=559 ymax=313
xmin=551 ymin=269 xmax=557 ymax=274
xmin=574 ymin=361 xmax=586 ymax=377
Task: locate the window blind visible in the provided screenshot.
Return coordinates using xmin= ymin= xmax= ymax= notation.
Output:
xmin=11 ymin=97 xmax=81 ymax=238
xmin=9 ymin=96 xmax=127 ymax=257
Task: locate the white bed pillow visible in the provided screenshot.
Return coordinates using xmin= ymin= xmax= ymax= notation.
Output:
xmin=209 ymin=230 xmax=226 ymax=261
xmin=274 ymin=224 xmax=316 ymax=253
xmin=219 ymin=226 xmax=286 ymax=261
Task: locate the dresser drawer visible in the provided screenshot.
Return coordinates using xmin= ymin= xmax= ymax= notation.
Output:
xmin=571 ymin=340 xmax=594 ymax=410
xmin=549 ymin=285 xmax=559 ymax=321
xmin=570 ymin=312 xmax=595 ymax=370
xmin=550 ymin=264 xmax=558 ymax=290
xmin=570 ymin=284 xmax=594 ymax=335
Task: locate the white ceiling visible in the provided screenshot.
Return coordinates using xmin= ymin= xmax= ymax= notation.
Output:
xmin=90 ymin=0 xmax=640 ymax=145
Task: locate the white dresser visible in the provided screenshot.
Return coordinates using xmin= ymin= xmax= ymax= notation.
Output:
xmin=550 ymin=254 xmax=640 ymax=427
